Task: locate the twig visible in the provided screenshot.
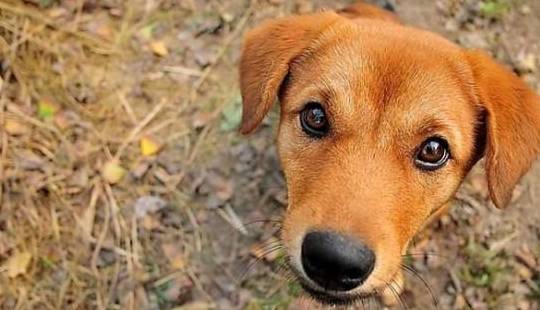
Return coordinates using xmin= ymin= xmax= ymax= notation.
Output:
xmin=104 ymin=183 xmax=122 ymax=241
xmin=0 ymin=70 xmax=11 ymax=204
xmin=90 ymin=181 xmax=110 ymax=310
xmin=162 ymin=65 xmax=203 ymax=77
xmin=454 ymin=192 xmax=485 ymax=210
xmin=118 ymin=92 xmax=139 ymax=125
xmin=87 ymin=184 xmax=101 ymax=238
xmin=216 ymin=204 xmax=248 ymax=235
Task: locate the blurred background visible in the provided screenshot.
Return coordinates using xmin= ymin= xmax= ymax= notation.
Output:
xmin=0 ymin=0 xmax=539 ymax=309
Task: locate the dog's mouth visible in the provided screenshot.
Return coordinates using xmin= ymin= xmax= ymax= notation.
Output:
xmin=298 ymin=281 xmax=374 ymax=306
xmin=287 ymin=263 xmax=375 ymax=306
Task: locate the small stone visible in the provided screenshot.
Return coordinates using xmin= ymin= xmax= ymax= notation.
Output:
xmin=133 ymin=196 xmax=167 ymax=218
xmin=102 ymin=160 xmax=126 ymax=184
xmin=515 ymin=244 xmax=537 ymax=270
xmin=444 ymin=19 xmax=459 ymax=32
xmin=519 ymin=5 xmax=531 ymax=15
xmin=515 ymin=53 xmax=537 ymax=74
xmin=454 ymin=294 xmax=466 ymax=309
xmin=516 ymin=264 xmax=533 ymax=280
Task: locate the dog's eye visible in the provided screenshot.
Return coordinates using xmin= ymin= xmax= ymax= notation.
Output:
xmin=300 ymin=102 xmax=329 ymax=138
xmin=414 ymin=137 xmax=450 ymax=171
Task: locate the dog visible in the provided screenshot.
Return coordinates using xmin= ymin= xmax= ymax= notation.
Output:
xmin=238 ymin=1 xmax=540 ymax=306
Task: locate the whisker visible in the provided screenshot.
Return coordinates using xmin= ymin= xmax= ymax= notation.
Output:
xmin=243 ymin=218 xmax=283 ymax=227
xmin=401 ymin=264 xmax=439 ymax=309
xmin=402 ymin=252 xmax=449 ymax=260
xmin=239 ymin=244 xmax=283 ymax=281
xmin=389 ymin=279 xmax=408 ymax=310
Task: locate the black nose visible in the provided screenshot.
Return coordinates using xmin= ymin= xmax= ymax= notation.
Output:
xmin=301 ymin=231 xmax=375 ymax=291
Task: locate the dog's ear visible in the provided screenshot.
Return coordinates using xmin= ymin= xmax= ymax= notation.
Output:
xmin=466 ymin=50 xmax=540 ymax=208
xmin=337 ymin=1 xmax=400 ymax=23
xmin=239 ymin=12 xmax=340 ymax=134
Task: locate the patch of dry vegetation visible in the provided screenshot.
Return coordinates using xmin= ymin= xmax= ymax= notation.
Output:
xmin=0 ymin=0 xmax=226 ymax=308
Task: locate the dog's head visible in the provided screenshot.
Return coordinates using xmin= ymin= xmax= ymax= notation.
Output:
xmin=239 ymin=5 xmax=540 ymax=304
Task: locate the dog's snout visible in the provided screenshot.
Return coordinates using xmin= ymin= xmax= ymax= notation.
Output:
xmin=301 ymin=231 xmax=375 ymax=291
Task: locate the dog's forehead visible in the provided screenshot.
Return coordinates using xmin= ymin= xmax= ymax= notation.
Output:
xmin=291 ymin=22 xmax=473 ymax=116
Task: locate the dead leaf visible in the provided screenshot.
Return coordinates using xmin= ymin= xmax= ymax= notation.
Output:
xmin=192 ymin=111 xmax=212 ymax=129
xmin=133 ymin=196 xmax=167 ymax=218
xmin=54 ymin=112 xmax=71 ymax=130
xmin=150 ymin=40 xmax=168 ymax=57
xmin=142 ymin=215 xmax=161 ymax=230
xmin=131 ymin=160 xmax=151 ymax=179
xmin=4 ymin=251 xmax=32 ymax=278
xmin=102 ymin=160 xmax=126 ymax=184
xmin=37 ymin=99 xmax=58 ymax=120
xmin=162 ymin=276 xmax=193 ymax=304
xmin=515 ymin=244 xmax=537 ymax=270
xmin=206 ymin=172 xmax=234 ymax=202
xmin=4 ymin=118 xmax=29 ymax=135
xmin=140 ymin=136 xmax=161 ymax=156
xmin=96 ymin=24 xmax=114 ymax=40
xmin=17 ymin=150 xmax=45 ymax=170
xmin=161 ymin=243 xmax=186 ymax=270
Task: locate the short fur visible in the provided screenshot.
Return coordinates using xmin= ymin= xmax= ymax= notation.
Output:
xmin=239 ymin=1 xmax=540 ymax=305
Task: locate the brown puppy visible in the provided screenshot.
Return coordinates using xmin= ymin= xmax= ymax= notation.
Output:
xmin=239 ymin=1 xmax=540 ymax=306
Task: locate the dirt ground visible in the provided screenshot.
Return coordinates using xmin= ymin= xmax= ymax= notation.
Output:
xmin=0 ymin=0 xmax=539 ymax=309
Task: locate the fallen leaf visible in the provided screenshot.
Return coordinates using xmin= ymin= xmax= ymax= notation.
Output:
xmin=192 ymin=111 xmax=212 ymax=129
xmin=515 ymin=244 xmax=537 ymax=270
xmin=161 ymin=243 xmax=186 ymax=270
xmin=131 ymin=161 xmax=151 ymax=179
xmin=220 ymin=95 xmax=242 ymax=131
xmin=140 ymin=136 xmax=161 ymax=156
xmin=54 ymin=112 xmax=71 ymax=130
xmin=133 ymin=196 xmax=167 ymax=218
xmin=139 ymin=24 xmax=156 ymax=40
xmin=17 ymin=150 xmax=45 ymax=170
xmin=161 ymin=276 xmax=193 ymax=304
xmin=150 ymin=40 xmax=168 ymax=57
xmin=37 ymin=100 xmax=58 ymax=120
xmin=4 ymin=251 xmax=32 ymax=278
xmin=96 ymin=24 xmax=114 ymax=40
xmin=206 ymin=172 xmax=234 ymax=201
xmin=102 ymin=160 xmax=126 ymax=184
xmin=4 ymin=118 xmax=28 ymax=135
xmin=142 ymin=215 xmax=161 ymax=230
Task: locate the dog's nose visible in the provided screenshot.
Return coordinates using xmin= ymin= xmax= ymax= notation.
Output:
xmin=301 ymin=231 xmax=375 ymax=291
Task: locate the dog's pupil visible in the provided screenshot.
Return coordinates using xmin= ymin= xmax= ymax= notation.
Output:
xmin=308 ymin=108 xmax=326 ymax=128
xmin=423 ymin=141 xmax=442 ymax=161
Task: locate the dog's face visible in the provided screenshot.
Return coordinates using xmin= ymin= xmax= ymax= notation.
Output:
xmin=239 ymin=9 xmax=540 ymax=304
xmin=276 ymin=21 xmax=479 ymax=299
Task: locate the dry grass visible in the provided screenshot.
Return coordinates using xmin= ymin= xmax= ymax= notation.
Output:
xmin=0 ymin=0 xmax=246 ymax=308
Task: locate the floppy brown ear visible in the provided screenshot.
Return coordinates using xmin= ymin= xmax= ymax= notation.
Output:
xmin=466 ymin=50 xmax=540 ymax=208
xmin=239 ymin=12 xmax=340 ymax=134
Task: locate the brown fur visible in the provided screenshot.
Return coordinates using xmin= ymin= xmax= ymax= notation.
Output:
xmin=239 ymin=1 xmax=540 ymax=305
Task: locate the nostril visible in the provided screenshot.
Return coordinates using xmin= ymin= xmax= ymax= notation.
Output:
xmin=301 ymin=231 xmax=376 ymax=292
xmin=344 ymin=267 xmax=363 ymax=280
